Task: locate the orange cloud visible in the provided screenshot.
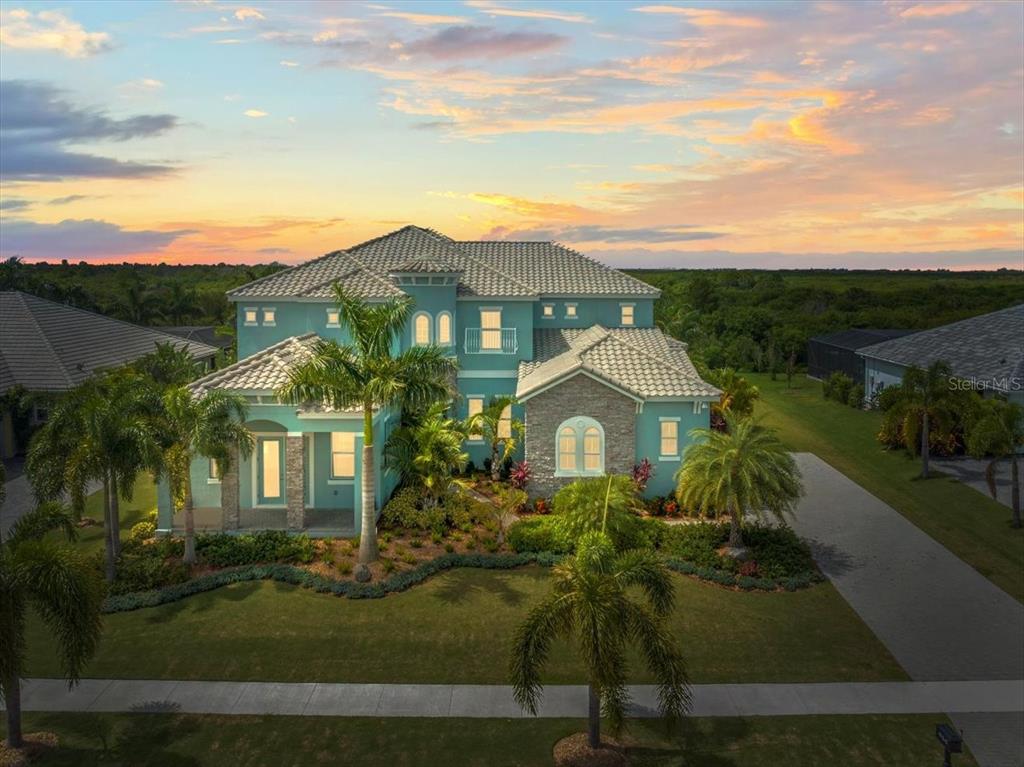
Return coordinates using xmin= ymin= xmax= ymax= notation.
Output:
xmin=899 ymin=2 xmax=973 ymax=19
xmin=632 ymin=5 xmax=768 ymax=28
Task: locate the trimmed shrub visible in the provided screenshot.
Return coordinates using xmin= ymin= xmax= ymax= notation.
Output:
xmin=195 ymin=530 xmax=309 ymax=567
xmin=506 ymin=517 xmax=572 ymax=554
xmin=129 ymin=520 xmax=156 ymax=542
xmin=847 ymin=383 xmax=864 ymax=409
xmin=822 ymin=371 xmax=854 ymax=403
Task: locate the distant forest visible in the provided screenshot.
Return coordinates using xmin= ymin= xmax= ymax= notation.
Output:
xmin=3 ymin=257 xmax=1022 ymax=373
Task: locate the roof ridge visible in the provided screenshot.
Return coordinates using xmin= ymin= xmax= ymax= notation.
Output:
xmin=190 ymin=333 xmax=316 ymax=392
xmin=12 ymin=292 xmax=73 ymax=388
xmin=600 ymin=329 xmax=704 ymax=382
xmin=226 ymin=251 xmax=347 ymax=298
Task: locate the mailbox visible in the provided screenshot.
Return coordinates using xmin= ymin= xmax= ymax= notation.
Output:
xmin=936 ymin=724 xmax=963 ymax=753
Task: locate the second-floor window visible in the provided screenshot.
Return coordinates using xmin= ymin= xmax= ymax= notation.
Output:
xmin=263 ymin=308 xmax=276 ymax=326
xmin=565 ymin=303 xmax=578 ymax=319
xmin=413 ymin=312 xmax=431 ymax=346
xmin=244 ymin=308 xmax=258 ymax=326
xmin=542 ymin=304 xmax=554 ymax=318
xmin=437 ymin=311 xmax=452 ymax=346
xmin=331 ymin=432 xmax=355 ymax=479
xmin=480 ymin=308 xmax=502 ymax=350
xmin=621 ymin=304 xmax=634 ymax=326
xmin=326 ymin=309 xmax=340 ymax=327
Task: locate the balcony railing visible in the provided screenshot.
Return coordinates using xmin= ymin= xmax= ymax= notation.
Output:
xmin=464 ymin=327 xmax=518 ymax=355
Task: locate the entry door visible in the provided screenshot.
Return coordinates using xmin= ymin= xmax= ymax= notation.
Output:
xmin=257 ymin=436 xmax=285 ymax=505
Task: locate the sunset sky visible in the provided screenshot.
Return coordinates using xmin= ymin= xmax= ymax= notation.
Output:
xmin=1 ymin=0 xmax=1022 ymax=269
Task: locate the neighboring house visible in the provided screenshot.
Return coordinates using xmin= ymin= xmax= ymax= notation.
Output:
xmin=0 ymin=291 xmax=219 ymax=459
xmin=160 ymin=325 xmax=235 ymax=353
xmin=807 ymin=329 xmax=912 ymax=382
xmin=156 ymin=225 xmax=717 ymax=536
xmin=858 ymin=304 xmax=1024 ymax=406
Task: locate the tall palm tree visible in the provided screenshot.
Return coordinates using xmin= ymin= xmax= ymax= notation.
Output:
xmin=899 ymin=361 xmax=956 ymax=479
xmin=676 ymin=415 xmax=803 ymax=552
xmin=132 ymin=342 xmax=200 ymax=390
xmin=277 ymin=285 xmax=458 ymax=578
xmin=26 ymin=372 xmax=161 ymax=581
xmin=511 ymin=530 xmax=690 ymax=750
xmin=967 ymin=399 xmax=1023 ymax=529
xmin=159 ymin=387 xmax=254 ymax=565
xmin=384 ymin=402 xmax=468 ymax=507
xmin=706 ymin=368 xmax=759 ymax=429
xmin=0 ymin=502 xmax=104 ymax=748
xmin=467 ymin=394 xmax=523 ymax=481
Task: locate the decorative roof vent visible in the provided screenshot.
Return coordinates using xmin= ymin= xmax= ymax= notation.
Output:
xmin=389 ymin=257 xmax=463 ymax=287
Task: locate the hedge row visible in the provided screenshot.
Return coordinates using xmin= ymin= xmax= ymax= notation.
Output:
xmin=663 ymin=558 xmax=822 ymax=592
xmin=101 ymin=552 xmax=562 ymax=613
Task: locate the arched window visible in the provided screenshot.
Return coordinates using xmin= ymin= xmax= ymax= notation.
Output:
xmin=555 ymin=417 xmax=604 ymax=476
xmin=436 ymin=311 xmax=452 ymax=346
xmin=413 ymin=312 xmax=432 ymax=346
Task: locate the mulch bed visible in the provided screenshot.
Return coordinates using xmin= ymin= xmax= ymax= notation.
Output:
xmin=553 ymin=733 xmax=628 ymax=767
xmin=0 ymin=732 xmax=59 ymax=767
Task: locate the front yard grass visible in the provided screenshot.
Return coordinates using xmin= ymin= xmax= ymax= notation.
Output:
xmin=26 ymin=566 xmax=905 ymax=684
xmin=749 ymin=374 xmax=1024 ymax=602
xmin=2 ymin=713 xmax=976 ymax=766
xmin=61 ymin=474 xmax=157 ymax=555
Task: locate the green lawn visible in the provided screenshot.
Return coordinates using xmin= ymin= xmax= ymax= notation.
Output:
xmin=749 ymin=374 xmax=1024 ymax=602
xmin=64 ymin=474 xmax=157 ymax=554
xmin=3 ymin=713 xmax=976 ymax=766
xmin=26 ymin=567 xmax=905 ymax=684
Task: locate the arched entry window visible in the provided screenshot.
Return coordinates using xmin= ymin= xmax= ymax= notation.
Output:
xmin=436 ymin=311 xmax=453 ymax=346
xmin=555 ymin=417 xmax=605 ymax=476
xmin=412 ymin=312 xmax=432 ymax=346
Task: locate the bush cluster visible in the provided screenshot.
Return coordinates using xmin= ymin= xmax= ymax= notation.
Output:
xmin=195 ymin=530 xmax=315 ymax=567
xmin=380 ymin=487 xmax=485 ymax=534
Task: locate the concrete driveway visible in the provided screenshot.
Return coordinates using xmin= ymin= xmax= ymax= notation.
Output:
xmin=932 ymin=455 xmax=1017 ymax=512
xmin=789 ymin=453 xmax=1024 ymax=766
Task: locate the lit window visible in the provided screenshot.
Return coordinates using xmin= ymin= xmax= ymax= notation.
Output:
xmin=209 ymin=458 xmax=220 ymax=480
xmin=660 ymin=420 xmax=678 ymax=457
xmin=480 ymin=309 xmax=502 ymax=350
xmin=326 ymin=309 xmax=340 ymax=327
xmin=565 ymin=303 xmax=577 ymax=319
xmin=413 ymin=313 xmax=431 ymax=346
xmin=559 ymin=427 xmax=577 ymax=471
xmin=437 ymin=312 xmax=452 ymax=346
xmin=263 ymin=308 xmax=276 ymax=325
xmin=498 ymin=404 xmax=512 ymax=439
xmin=468 ymin=397 xmax=484 ymax=439
xmin=331 ymin=432 xmax=355 ymax=479
xmin=621 ymin=304 xmax=634 ymax=326
xmin=583 ymin=427 xmax=601 ymax=471
xmin=542 ymin=304 xmax=554 ymax=318
xmin=244 ymin=308 xmax=258 ymax=325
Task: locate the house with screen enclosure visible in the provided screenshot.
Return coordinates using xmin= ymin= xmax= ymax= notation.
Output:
xmin=155 ymin=225 xmax=718 ymax=537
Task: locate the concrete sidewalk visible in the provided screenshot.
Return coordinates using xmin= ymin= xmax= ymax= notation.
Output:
xmin=7 ymin=678 xmax=1022 ymax=719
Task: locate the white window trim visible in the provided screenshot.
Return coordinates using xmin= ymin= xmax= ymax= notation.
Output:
xmin=554 ymin=416 xmax=605 ymax=477
xmin=564 ymin=302 xmax=578 ymax=320
xmin=412 ymin=311 xmax=433 ymax=347
xmin=542 ymin=303 xmax=555 ymax=319
xmin=479 ymin=307 xmax=503 ymax=351
xmin=243 ymin=307 xmax=258 ymax=326
xmin=466 ymin=395 xmax=485 ymax=442
xmin=659 ymin=416 xmax=680 ymax=461
xmin=251 ymin=432 xmax=287 ymax=509
xmin=326 ymin=308 xmax=341 ymax=328
xmin=262 ymin=307 xmax=277 ymax=327
xmin=329 ymin=431 xmax=356 ymax=481
xmin=620 ymin=302 xmax=636 ymax=326
xmin=436 ymin=310 xmax=453 ymax=347
xmin=207 ymin=457 xmax=221 ymax=485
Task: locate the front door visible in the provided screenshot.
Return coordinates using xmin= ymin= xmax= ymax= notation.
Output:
xmin=257 ymin=436 xmax=285 ymax=505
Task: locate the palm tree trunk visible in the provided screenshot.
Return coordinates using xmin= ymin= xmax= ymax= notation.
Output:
xmin=102 ymin=479 xmax=116 ymax=583
xmin=110 ymin=476 xmax=121 ymax=557
xmin=728 ymin=504 xmax=744 ymax=549
xmin=3 ymin=671 xmax=22 ymax=749
xmin=920 ymin=409 xmax=930 ymax=478
xmin=183 ymin=478 xmax=196 ymax=565
xmin=490 ymin=441 xmax=500 ymax=481
xmin=358 ymin=406 xmax=378 ymax=567
xmin=587 ymin=684 xmax=601 ymax=749
xmin=1012 ymin=455 xmax=1021 ymax=530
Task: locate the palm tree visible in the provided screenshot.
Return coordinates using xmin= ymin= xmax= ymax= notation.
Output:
xmin=511 ymin=530 xmax=690 ymax=750
xmin=0 ymin=502 xmax=104 ymax=748
xmin=132 ymin=342 xmax=200 ymax=390
xmin=552 ymin=474 xmax=641 ymax=550
xmin=899 ymin=361 xmax=957 ymax=479
xmin=276 ymin=284 xmax=458 ymax=578
xmin=676 ymin=415 xmax=803 ymax=553
xmin=706 ymin=368 xmax=759 ymax=429
xmin=384 ymin=402 xmax=468 ymax=507
xmin=467 ymin=395 xmax=523 ymax=481
xmin=967 ymin=399 xmax=1023 ymax=528
xmin=159 ymin=387 xmax=254 ymax=565
xmin=491 ymin=486 xmax=526 ymax=545
xmin=26 ymin=372 xmax=161 ymax=581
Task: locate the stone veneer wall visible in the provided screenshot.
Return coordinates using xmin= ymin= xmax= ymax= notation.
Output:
xmin=524 ymin=373 xmax=636 ymax=498
xmin=286 ymin=434 xmax=305 ymax=530
xmin=221 ymin=442 xmax=240 ymax=530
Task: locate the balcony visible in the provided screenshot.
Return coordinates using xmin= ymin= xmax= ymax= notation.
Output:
xmin=464 ymin=327 xmax=518 ymax=354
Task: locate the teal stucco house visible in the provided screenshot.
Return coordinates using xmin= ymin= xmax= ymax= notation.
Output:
xmin=156 ymin=226 xmax=718 ymax=536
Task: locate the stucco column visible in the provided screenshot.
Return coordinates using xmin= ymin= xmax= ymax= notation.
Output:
xmin=286 ymin=433 xmax=305 ymax=531
xmin=222 ymin=442 xmax=240 ymax=530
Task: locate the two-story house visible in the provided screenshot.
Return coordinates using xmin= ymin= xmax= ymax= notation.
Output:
xmin=155 ymin=226 xmax=718 ymax=537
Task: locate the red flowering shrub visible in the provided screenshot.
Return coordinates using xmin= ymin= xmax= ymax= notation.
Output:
xmin=631 ymin=458 xmax=654 ymax=491
xmin=738 ymin=560 xmax=759 ymax=577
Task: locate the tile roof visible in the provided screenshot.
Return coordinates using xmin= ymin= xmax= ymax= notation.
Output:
xmin=391 ymin=256 xmax=461 ymax=274
xmin=857 ymin=304 xmax=1024 ymax=392
xmin=189 ymin=333 xmax=365 ymax=412
xmin=518 ymin=327 xmax=718 ymax=401
xmin=0 ymin=291 xmax=218 ymax=394
xmin=227 ymin=225 xmax=659 ymax=300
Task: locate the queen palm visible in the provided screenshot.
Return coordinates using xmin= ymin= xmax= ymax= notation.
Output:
xmin=160 ymin=386 xmax=254 ymax=565
xmin=511 ymin=530 xmax=690 ymax=750
xmin=707 ymin=368 xmax=760 ymax=421
xmin=967 ymin=399 xmax=1023 ymax=529
xmin=467 ymin=394 xmax=523 ymax=480
xmin=0 ymin=502 xmax=104 ymax=748
xmin=676 ymin=415 xmax=803 ymax=552
xmin=899 ymin=361 xmax=956 ymax=479
xmin=277 ymin=284 xmax=458 ymax=577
